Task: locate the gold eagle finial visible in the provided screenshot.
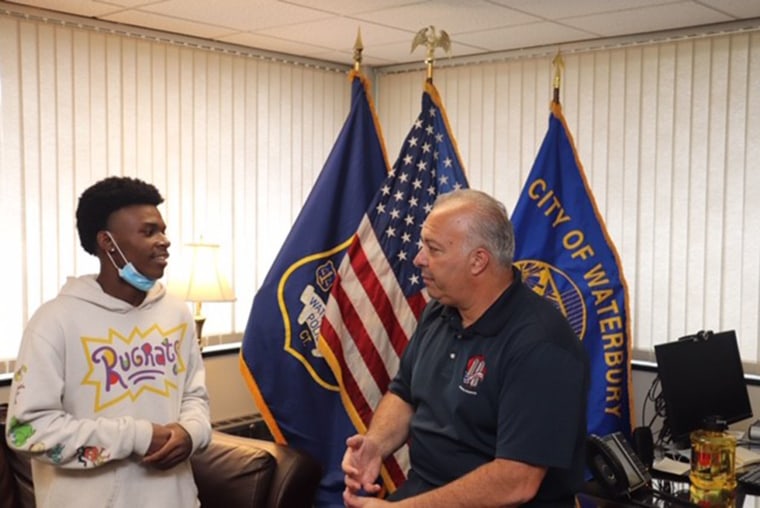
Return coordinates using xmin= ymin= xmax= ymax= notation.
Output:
xmin=411 ymin=26 xmax=451 ymax=81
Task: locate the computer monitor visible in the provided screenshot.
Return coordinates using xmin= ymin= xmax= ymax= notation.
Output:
xmin=654 ymin=330 xmax=753 ymax=448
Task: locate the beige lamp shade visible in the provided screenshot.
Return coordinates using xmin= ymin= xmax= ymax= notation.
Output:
xmin=169 ymin=241 xmax=236 ymax=349
xmin=172 ymin=242 xmax=236 ymax=303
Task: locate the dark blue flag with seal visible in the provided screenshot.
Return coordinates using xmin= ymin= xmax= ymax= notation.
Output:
xmin=511 ymin=102 xmax=634 ymax=440
xmin=240 ymin=70 xmax=389 ymax=508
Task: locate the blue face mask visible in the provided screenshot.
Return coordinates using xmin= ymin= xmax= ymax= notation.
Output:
xmin=104 ymin=232 xmax=157 ymax=292
xmin=116 ymin=262 xmax=157 ymax=292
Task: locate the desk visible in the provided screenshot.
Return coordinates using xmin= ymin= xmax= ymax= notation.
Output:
xmin=578 ymin=479 xmax=691 ymax=507
xmin=579 ymin=476 xmax=760 ymax=507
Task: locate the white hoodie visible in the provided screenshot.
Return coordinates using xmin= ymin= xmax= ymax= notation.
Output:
xmin=5 ymin=275 xmax=212 ymax=508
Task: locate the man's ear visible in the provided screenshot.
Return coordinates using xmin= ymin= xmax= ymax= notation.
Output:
xmin=96 ymin=231 xmax=114 ymax=255
xmin=470 ymin=248 xmax=489 ymax=276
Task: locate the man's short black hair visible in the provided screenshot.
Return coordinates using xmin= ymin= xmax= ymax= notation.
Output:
xmin=76 ymin=176 xmax=164 ymax=255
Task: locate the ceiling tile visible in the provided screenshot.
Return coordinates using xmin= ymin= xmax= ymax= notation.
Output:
xmin=356 ymin=42 xmax=417 ymax=66
xmin=8 ymin=0 xmax=122 ymax=16
xmin=306 ymin=47 xmax=397 ymax=67
xmin=364 ymin=38 xmax=490 ymax=65
xmin=350 ymin=0 xmax=541 ymax=33
xmin=562 ymin=2 xmax=734 ymax=37
xmin=6 ymin=0 xmax=760 ymax=67
xmin=103 ymin=9 xmax=237 ymax=39
xmin=695 ymin=0 xmax=760 ymax=19
xmin=137 ymin=0 xmax=332 ymax=32
xmin=489 ymin=0 xmax=676 ymax=20
xmin=281 ymin=0 xmax=429 ymax=16
xmin=217 ymin=31 xmax=333 ymax=58
xmin=254 ymin=17 xmax=414 ymax=53
xmin=456 ymin=21 xmax=598 ymax=52
xmin=96 ymin=0 xmax=171 ymax=8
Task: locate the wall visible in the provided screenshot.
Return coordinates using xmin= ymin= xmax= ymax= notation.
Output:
xmin=2 ymin=356 xmax=758 ymax=435
xmin=0 ymin=8 xmax=353 ymax=367
xmin=375 ymin=30 xmax=760 ymax=366
xmin=199 ymin=352 xmax=258 ymax=421
xmin=3 ymin=8 xmax=759 ymax=374
xmin=206 ymin=365 xmax=760 ymax=436
xmin=0 ymin=351 xmax=256 ymax=423
xmin=1 ymin=6 xmax=759 ymax=447
xmin=631 ymin=368 xmax=760 ymax=437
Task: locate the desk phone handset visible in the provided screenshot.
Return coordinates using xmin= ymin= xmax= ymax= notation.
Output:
xmin=587 ymin=432 xmax=652 ymax=497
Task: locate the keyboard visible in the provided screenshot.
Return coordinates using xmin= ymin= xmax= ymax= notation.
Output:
xmin=738 ymin=464 xmax=760 ymax=492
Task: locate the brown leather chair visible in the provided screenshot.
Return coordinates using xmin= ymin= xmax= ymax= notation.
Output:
xmin=1 ymin=408 xmax=322 ymax=508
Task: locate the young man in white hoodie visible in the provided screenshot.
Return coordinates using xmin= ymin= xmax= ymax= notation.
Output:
xmin=5 ymin=176 xmax=212 ymax=508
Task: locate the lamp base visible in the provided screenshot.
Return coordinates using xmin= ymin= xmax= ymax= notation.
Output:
xmin=194 ymin=316 xmax=206 ymax=350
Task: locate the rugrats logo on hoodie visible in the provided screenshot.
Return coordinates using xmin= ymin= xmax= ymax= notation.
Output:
xmin=81 ymin=324 xmax=187 ymax=411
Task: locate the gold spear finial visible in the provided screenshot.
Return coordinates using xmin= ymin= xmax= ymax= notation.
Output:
xmin=353 ymin=27 xmax=364 ymax=72
xmin=411 ymin=25 xmax=451 ymax=82
xmin=552 ymin=50 xmax=565 ymax=104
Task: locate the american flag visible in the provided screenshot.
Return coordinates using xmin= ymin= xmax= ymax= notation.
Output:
xmin=319 ymin=80 xmax=469 ymax=490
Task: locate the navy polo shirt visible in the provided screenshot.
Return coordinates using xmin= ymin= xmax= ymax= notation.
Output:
xmin=388 ymin=268 xmax=589 ymax=505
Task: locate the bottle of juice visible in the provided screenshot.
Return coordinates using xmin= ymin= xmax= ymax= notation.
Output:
xmin=689 ymin=416 xmax=737 ymax=507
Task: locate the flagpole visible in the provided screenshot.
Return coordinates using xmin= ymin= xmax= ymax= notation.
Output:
xmin=552 ymin=50 xmax=565 ymax=105
xmin=353 ymin=27 xmax=363 ymax=72
xmin=411 ymin=25 xmax=451 ymax=83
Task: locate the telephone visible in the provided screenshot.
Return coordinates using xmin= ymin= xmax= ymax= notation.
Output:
xmin=748 ymin=419 xmax=760 ymax=443
xmin=586 ymin=431 xmax=651 ymax=497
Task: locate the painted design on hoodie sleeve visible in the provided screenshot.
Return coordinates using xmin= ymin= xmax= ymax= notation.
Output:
xmin=12 ymin=365 xmax=28 ymax=404
xmin=46 ymin=443 xmax=65 ymax=463
xmin=7 ymin=417 xmax=36 ymax=448
xmin=76 ymin=445 xmax=110 ymax=467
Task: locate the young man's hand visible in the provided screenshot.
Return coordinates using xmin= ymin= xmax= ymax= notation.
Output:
xmin=143 ymin=423 xmax=193 ymax=470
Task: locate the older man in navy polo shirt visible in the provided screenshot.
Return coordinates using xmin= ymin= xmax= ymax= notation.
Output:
xmin=342 ymin=189 xmax=589 ymax=508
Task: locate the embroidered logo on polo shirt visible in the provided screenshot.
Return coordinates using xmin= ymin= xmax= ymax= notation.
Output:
xmin=459 ymin=355 xmax=487 ymax=395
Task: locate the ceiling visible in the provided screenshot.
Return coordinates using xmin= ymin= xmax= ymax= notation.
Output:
xmin=5 ymin=0 xmax=760 ymax=67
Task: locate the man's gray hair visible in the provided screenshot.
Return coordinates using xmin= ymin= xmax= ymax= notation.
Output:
xmin=434 ymin=189 xmax=515 ymax=267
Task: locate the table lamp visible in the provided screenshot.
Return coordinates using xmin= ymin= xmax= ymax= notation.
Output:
xmin=171 ymin=241 xmax=236 ymax=349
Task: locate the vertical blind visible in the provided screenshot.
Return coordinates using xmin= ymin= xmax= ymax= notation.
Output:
xmin=1 ymin=9 xmax=758 ymax=373
xmin=376 ymin=30 xmax=760 ymax=369
xmin=0 ymin=11 xmax=352 ymax=366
